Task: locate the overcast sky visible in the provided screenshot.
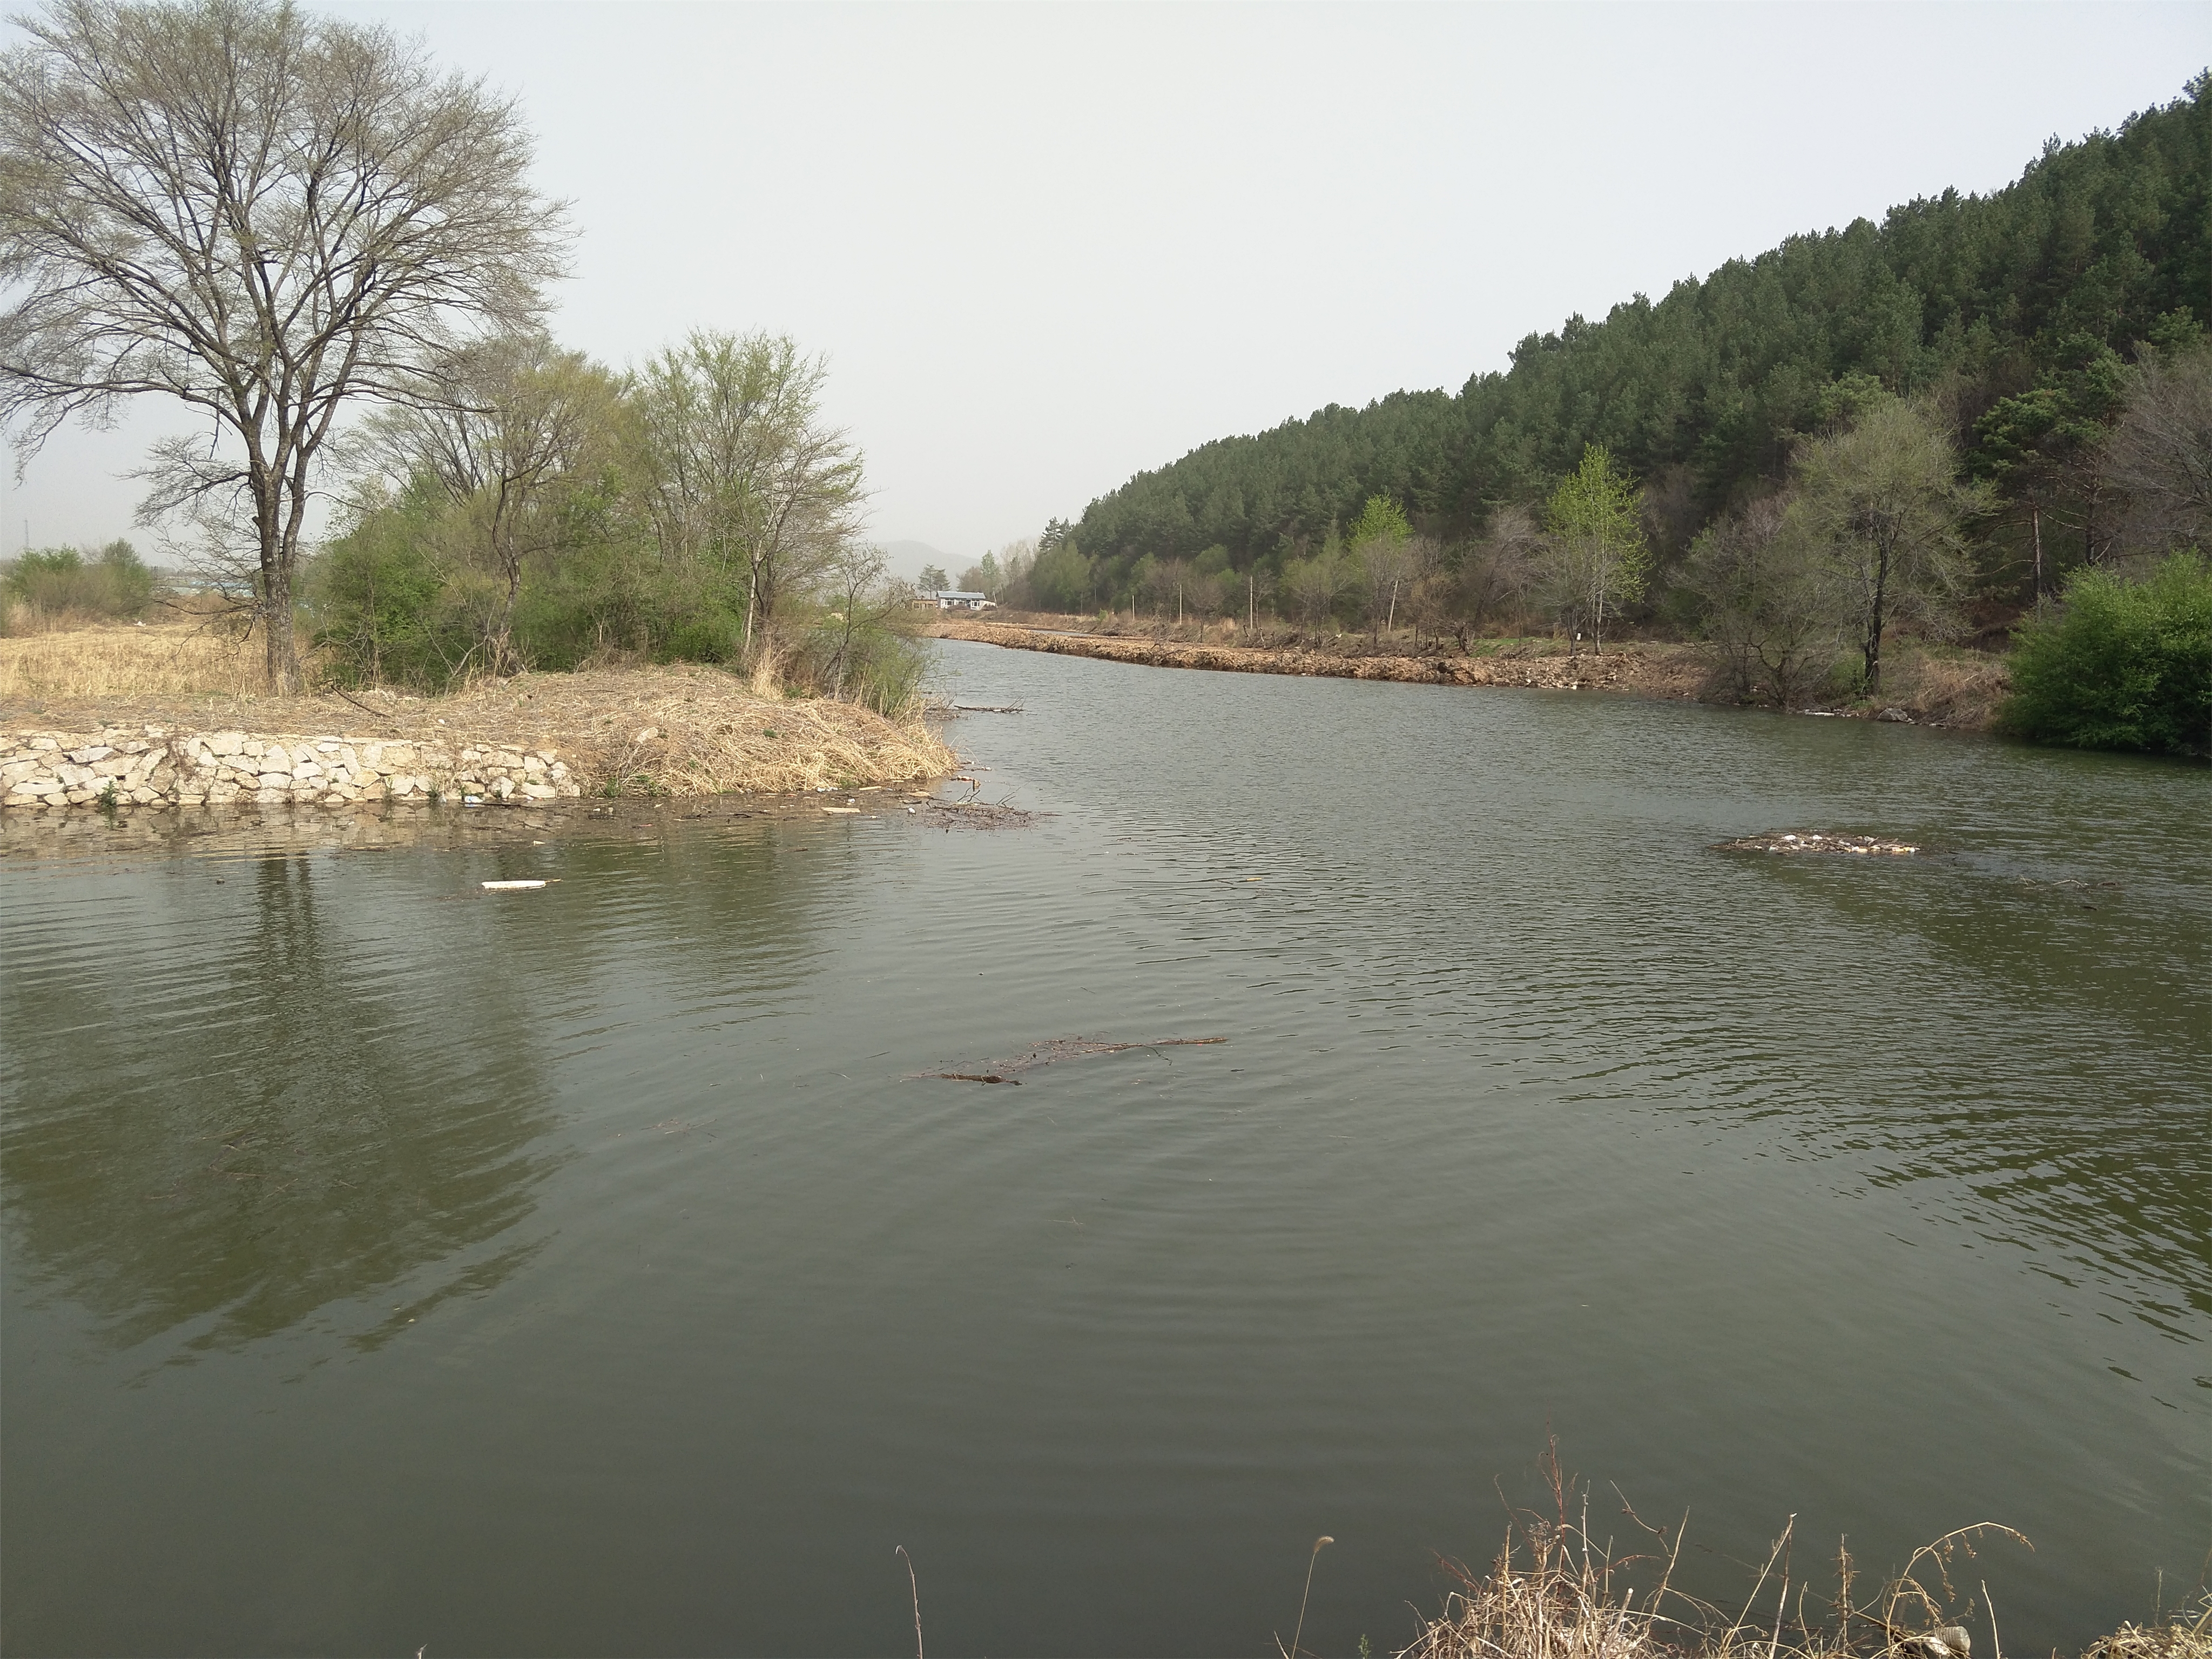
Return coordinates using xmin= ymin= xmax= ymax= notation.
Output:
xmin=4 ymin=2 xmax=2206 ymax=575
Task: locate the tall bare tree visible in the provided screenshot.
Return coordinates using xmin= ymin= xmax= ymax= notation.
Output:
xmin=2100 ymin=344 xmax=2212 ymax=564
xmin=0 ymin=0 xmax=568 ymax=690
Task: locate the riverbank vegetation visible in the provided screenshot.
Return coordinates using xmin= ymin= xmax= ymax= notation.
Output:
xmin=308 ymin=327 xmax=929 ymax=714
xmin=983 ymin=75 xmax=2209 ymax=751
xmin=1 ymin=540 xmax=162 ymax=633
xmin=0 ymin=0 xmax=926 ymax=721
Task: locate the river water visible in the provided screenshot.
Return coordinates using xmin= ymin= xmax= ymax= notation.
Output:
xmin=2 ymin=639 xmax=2206 ymax=1657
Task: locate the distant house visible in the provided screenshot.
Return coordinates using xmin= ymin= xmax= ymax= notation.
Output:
xmin=928 ymin=590 xmax=997 ymax=612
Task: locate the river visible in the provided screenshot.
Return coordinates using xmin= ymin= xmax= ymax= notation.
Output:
xmin=2 ymin=639 xmax=2206 ymax=1656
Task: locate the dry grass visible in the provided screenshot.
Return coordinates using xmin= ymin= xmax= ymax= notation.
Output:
xmin=0 ymin=619 xmax=276 ymax=702
xmin=448 ymin=666 xmax=959 ymax=795
xmin=1387 ymin=1447 xmax=2185 ymax=1659
xmin=1875 ymin=649 xmax=2012 ymax=729
xmin=1 ymin=624 xmax=957 ymax=798
xmin=2082 ymin=1604 xmax=2212 ymax=1659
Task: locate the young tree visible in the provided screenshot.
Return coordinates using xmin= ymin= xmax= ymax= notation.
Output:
xmin=1347 ymin=494 xmax=1414 ymax=647
xmin=1681 ymin=495 xmax=1840 ymax=707
xmin=1796 ymin=396 xmax=1987 ymax=693
xmin=631 ymin=331 xmax=866 ymax=658
xmin=916 ymin=563 xmax=949 ymax=594
xmin=0 ymin=0 xmax=569 ymax=690
xmin=1279 ymin=551 xmax=1348 ymax=630
xmin=1539 ymin=445 xmax=1649 ymax=655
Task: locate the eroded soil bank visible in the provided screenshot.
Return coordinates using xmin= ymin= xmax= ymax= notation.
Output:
xmin=926 ymin=617 xmax=2009 ymax=727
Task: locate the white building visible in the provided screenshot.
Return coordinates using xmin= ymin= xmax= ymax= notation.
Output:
xmin=927 ymin=590 xmax=997 ymax=612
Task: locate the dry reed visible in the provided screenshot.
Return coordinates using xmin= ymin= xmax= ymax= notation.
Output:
xmin=1397 ymin=1446 xmax=2067 ymax=1659
xmin=0 ymin=619 xmax=275 ymax=702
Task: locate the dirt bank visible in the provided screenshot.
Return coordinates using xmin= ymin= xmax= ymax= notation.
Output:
xmin=2 ymin=628 xmax=956 ymax=806
xmin=925 ymin=618 xmax=1712 ymax=698
xmin=925 ymin=617 xmax=2011 ymax=728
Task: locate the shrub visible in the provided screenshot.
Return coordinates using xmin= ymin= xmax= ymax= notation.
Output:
xmin=2 ymin=540 xmax=160 ymax=628
xmin=307 ymin=507 xmax=482 ymax=689
xmin=1999 ymin=551 xmax=2212 ymax=754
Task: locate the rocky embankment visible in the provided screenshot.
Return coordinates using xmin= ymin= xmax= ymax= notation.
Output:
xmin=926 ymin=618 xmax=1710 ymax=698
xmin=1 ymin=726 xmax=578 ymax=810
xmin=1 ymin=664 xmax=959 ymax=812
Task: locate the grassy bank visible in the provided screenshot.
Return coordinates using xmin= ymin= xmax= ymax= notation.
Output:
xmin=1 ymin=622 xmax=956 ymax=799
xmin=927 ymin=615 xmax=2010 ymax=729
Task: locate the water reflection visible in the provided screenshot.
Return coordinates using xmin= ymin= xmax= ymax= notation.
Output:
xmin=0 ymin=806 xmax=844 ymax=1360
xmin=1 ymin=851 xmax=562 ymax=1357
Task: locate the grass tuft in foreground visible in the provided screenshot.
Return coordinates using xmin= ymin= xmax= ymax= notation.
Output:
xmin=1393 ymin=1447 xmax=2207 ymax=1659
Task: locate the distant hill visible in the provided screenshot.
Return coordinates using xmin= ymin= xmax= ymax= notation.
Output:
xmin=1064 ymin=72 xmax=2209 ymax=608
xmin=878 ymin=539 xmax=956 ymax=584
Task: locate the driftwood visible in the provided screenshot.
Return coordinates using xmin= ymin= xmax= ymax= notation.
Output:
xmin=916 ymin=1035 xmax=1227 ymax=1085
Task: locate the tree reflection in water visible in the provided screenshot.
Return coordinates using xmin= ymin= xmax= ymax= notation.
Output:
xmin=2 ymin=848 xmax=570 ymax=1357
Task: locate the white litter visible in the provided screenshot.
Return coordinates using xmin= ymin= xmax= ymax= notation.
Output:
xmin=481 ymin=879 xmax=550 ymax=891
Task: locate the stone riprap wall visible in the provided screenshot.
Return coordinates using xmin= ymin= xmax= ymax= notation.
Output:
xmin=1 ymin=726 xmax=581 ymax=810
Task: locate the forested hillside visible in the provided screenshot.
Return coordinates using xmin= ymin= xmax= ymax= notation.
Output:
xmin=1053 ymin=73 xmax=2209 ymax=616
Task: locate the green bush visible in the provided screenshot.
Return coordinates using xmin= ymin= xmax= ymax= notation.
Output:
xmin=307 ymin=504 xmax=482 ymax=688
xmin=3 ymin=540 xmax=160 ymax=624
xmin=1999 ymin=551 xmax=2212 ymax=755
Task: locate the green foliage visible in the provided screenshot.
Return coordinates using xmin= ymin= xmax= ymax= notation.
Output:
xmin=2 ymin=539 xmax=159 ymax=623
xmin=1539 ymin=446 xmax=1650 ymax=650
xmin=1027 ymin=543 xmax=1096 ymax=612
xmin=1346 ymin=495 xmax=1410 ymax=550
xmin=1063 ymin=76 xmax=2209 ymax=603
xmin=1999 ymin=551 xmax=2212 ymax=754
xmin=1793 ymin=396 xmax=1987 ymax=691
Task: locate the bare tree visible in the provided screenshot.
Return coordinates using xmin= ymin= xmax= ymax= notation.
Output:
xmin=2100 ymin=345 xmax=2212 ymax=563
xmin=1681 ymin=494 xmax=1841 ymax=707
xmin=1456 ymin=503 xmax=1541 ymax=637
xmin=1280 ymin=549 xmax=1350 ymax=631
xmin=0 ymin=0 xmax=569 ymax=690
xmin=631 ymin=330 xmax=867 ymax=659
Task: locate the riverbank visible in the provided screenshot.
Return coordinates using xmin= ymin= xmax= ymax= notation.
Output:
xmin=1 ymin=626 xmax=956 ymax=808
xmin=926 ymin=616 xmax=2011 ymax=728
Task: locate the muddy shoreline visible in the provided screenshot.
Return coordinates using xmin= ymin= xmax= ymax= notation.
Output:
xmin=925 ymin=617 xmax=1710 ymax=698
xmin=925 ymin=618 xmax=2011 ymax=729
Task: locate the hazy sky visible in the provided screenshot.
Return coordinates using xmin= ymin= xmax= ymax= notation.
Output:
xmin=4 ymin=2 xmax=2206 ymax=574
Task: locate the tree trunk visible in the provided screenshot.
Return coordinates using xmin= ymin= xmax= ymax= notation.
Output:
xmin=255 ymin=474 xmax=303 ymax=696
xmin=262 ymin=565 xmax=301 ymax=693
xmin=1863 ymin=538 xmax=1892 ymax=693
